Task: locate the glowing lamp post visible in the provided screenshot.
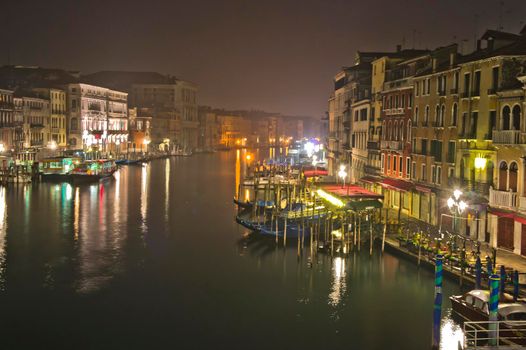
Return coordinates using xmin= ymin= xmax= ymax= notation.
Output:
xmin=143 ymin=139 xmax=150 ymax=155
xmin=0 ymin=143 xmax=6 ymax=153
xmin=447 ymin=189 xmax=467 ymax=235
xmin=338 ymin=164 xmax=347 ymax=189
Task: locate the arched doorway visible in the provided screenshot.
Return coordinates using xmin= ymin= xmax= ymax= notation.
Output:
xmin=499 ymin=161 xmax=508 ymax=190
xmin=486 ymin=160 xmax=494 ymax=188
xmin=509 ymin=161 xmax=518 ymax=192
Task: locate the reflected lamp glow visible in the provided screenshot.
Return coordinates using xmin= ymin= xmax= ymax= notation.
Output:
xmin=316 ymin=189 xmax=344 ymax=207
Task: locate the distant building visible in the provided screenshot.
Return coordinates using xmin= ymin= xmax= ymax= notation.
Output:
xmin=82 ymin=71 xmax=199 ymax=152
xmin=33 ymin=88 xmax=67 ymax=148
xmin=128 ymin=107 xmax=151 ymax=153
xmin=0 ymin=89 xmax=22 ymax=153
xmin=65 ymin=83 xmax=128 ymax=153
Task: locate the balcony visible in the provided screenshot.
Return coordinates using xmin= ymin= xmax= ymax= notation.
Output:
xmin=30 ymin=140 xmax=44 ymax=147
xmin=438 ymin=89 xmax=446 ymax=96
xmin=519 ymin=196 xmax=526 ymax=211
xmin=490 ymin=187 xmax=517 ymax=209
xmin=461 ymin=92 xmax=469 ymax=98
xmin=487 ymin=88 xmax=496 ymax=96
xmin=450 ymin=88 xmax=458 ymax=95
xmin=380 ymin=140 xmax=402 ymax=150
xmin=492 ymin=129 xmax=521 ymax=144
xmin=30 ymin=123 xmax=45 ymax=129
xmin=367 ymin=141 xmax=379 ymax=150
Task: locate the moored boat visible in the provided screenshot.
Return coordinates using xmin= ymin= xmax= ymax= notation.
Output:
xmin=39 ymin=156 xmax=81 ymax=181
xmin=69 ymin=159 xmax=117 ymax=183
xmin=450 ymin=289 xmax=526 ymax=345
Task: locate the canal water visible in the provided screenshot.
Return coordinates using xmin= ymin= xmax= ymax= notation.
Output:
xmin=0 ymin=150 xmax=464 ymax=349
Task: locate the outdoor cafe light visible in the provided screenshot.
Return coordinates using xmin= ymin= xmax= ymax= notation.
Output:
xmin=447 ymin=197 xmax=455 ymax=209
xmin=338 ymin=164 xmax=347 ymax=182
xmin=474 ymin=157 xmax=487 ymax=170
xmin=453 ymin=189 xmax=462 ymax=201
xmin=0 ymin=143 xmax=5 ymax=153
xmin=312 ymin=155 xmax=318 ymax=166
xmin=304 ymin=141 xmax=315 ymax=157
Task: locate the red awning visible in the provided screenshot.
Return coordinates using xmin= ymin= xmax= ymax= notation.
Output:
xmin=359 ymin=176 xmax=381 ymax=184
xmin=488 ymin=207 xmax=515 ymax=219
xmin=380 ymin=178 xmax=413 ymax=192
xmin=320 ymin=184 xmax=383 ymax=199
xmin=489 ymin=206 xmax=526 ymax=224
xmin=303 ymin=169 xmax=328 ymax=178
xmin=414 ymin=185 xmax=433 ymax=193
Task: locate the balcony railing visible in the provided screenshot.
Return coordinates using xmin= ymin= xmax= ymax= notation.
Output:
xmin=380 ymin=140 xmax=402 ymax=150
xmin=367 ymin=141 xmax=379 ymax=150
xmin=450 ymin=88 xmax=458 ymax=95
xmin=489 ymin=187 xmax=517 ymax=208
xmin=519 ymin=196 xmax=526 ymax=211
xmin=492 ymin=129 xmax=521 ymax=144
xmin=30 ymin=140 xmax=44 ymax=147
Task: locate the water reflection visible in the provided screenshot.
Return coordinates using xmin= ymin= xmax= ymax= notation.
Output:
xmin=0 ymin=153 xmax=466 ymax=349
xmin=141 ymin=164 xmax=149 ymax=234
xmin=328 ymin=256 xmax=347 ymax=307
xmin=440 ymin=311 xmax=464 ymax=350
xmin=165 ymin=159 xmax=170 ymax=223
xmin=0 ymin=187 xmax=6 ymax=290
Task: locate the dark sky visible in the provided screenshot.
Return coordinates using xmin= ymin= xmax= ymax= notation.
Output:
xmin=3 ymin=0 xmax=526 ymax=117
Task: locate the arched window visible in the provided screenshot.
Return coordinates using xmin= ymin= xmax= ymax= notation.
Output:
xmin=440 ymin=105 xmax=446 ymax=127
xmin=502 ymin=105 xmax=511 ymax=130
xmin=424 ymin=105 xmax=430 ymax=125
xmin=451 ymin=103 xmax=458 ymax=126
xmin=435 ymin=105 xmax=440 ymax=125
xmin=394 ymin=121 xmax=398 ymax=140
xmin=71 ymin=117 xmax=78 ymax=131
xmin=512 ymin=105 xmax=521 ymax=131
xmin=388 ymin=121 xmax=392 ymax=140
xmin=400 ymin=121 xmax=405 ymax=141
xmin=407 ymin=120 xmax=412 ymax=141
xmin=499 ymin=161 xmax=508 ymax=191
xmin=509 ymin=162 xmax=518 ymax=192
xmin=414 ymin=107 xmax=419 ymax=125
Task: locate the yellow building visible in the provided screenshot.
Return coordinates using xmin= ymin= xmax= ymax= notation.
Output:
xmin=412 ymin=45 xmax=459 ymax=226
xmin=34 ymin=88 xmax=67 ymax=148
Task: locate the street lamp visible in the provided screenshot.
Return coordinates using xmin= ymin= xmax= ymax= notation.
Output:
xmin=447 ymin=189 xmax=468 ymax=235
xmin=0 ymin=143 xmax=6 ymax=153
xmin=338 ymin=164 xmax=347 ymax=188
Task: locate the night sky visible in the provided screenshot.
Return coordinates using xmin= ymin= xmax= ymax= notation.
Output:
xmin=2 ymin=0 xmax=526 ymax=117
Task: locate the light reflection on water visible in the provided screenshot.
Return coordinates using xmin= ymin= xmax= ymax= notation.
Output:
xmin=0 ymin=152 xmax=467 ymax=349
xmin=328 ymin=256 xmax=346 ymax=307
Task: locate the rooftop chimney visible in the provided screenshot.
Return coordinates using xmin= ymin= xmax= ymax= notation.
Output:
xmin=449 ymin=52 xmax=456 ymax=67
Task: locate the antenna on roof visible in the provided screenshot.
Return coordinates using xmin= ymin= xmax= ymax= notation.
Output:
xmin=474 ymin=14 xmax=479 ymax=52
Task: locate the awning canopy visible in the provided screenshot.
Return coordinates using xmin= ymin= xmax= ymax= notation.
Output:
xmin=303 ymin=169 xmax=329 ymax=178
xmin=359 ymin=176 xmax=381 ymax=184
xmin=380 ymin=178 xmax=413 ymax=192
xmin=488 ymin=206 xmax=526 ymax=224
xmin=320 ymin=184 xmax=383 ymax=199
